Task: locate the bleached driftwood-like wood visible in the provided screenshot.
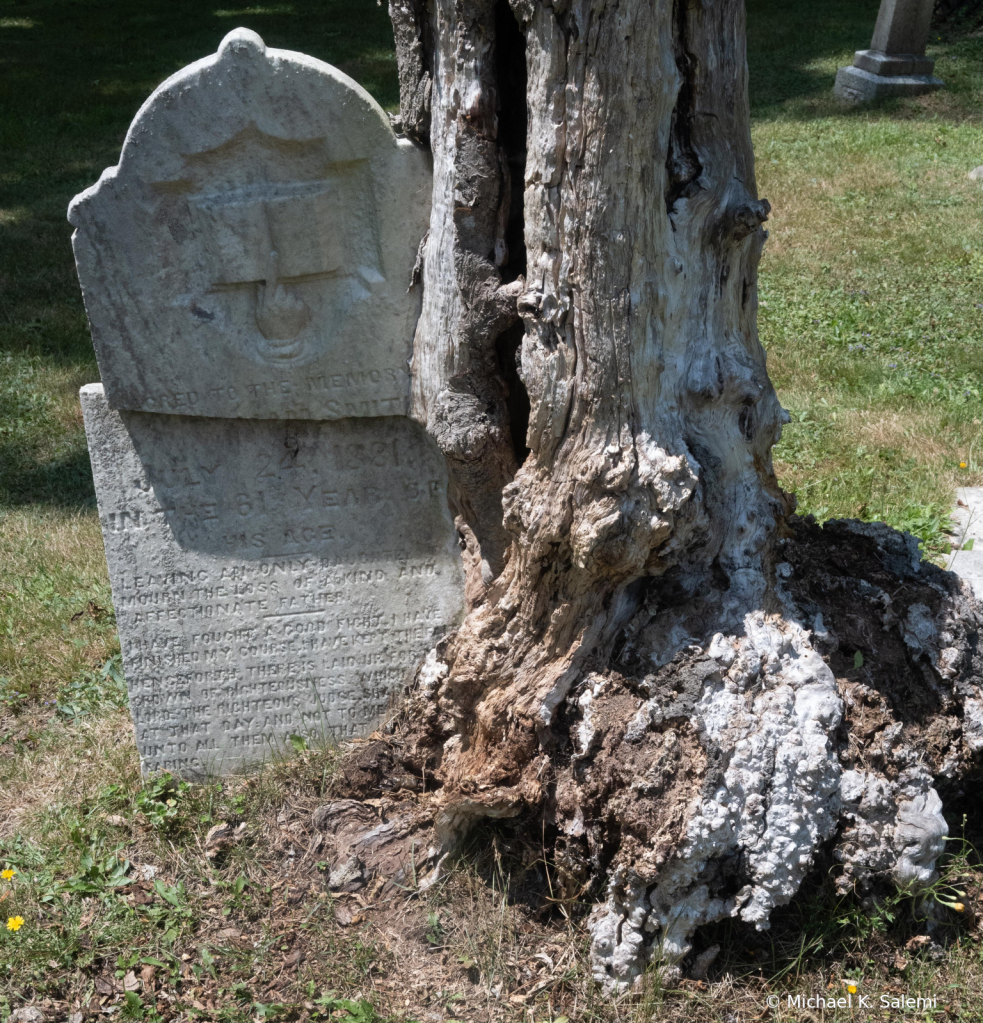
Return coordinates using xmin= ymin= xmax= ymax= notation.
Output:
xmin=316 ymin=0 xmax=983 ymax=991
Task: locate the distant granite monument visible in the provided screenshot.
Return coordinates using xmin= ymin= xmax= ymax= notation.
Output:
xmin=835 ymin=0 xmax=943 ymax=102
xmin=70 ymin=30 xmax=466 ymax=778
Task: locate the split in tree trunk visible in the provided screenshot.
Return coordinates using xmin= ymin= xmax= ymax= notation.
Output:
xmin=313 ymin=0 xmax=983 ymax=991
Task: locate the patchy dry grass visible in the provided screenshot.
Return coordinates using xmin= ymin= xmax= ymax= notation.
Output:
xmin=0 ymin=508 xmax=117 ymax=716
xmin=2 ymin=0 xmax=983 ymax=1018
xmin=2 ymin=741 xmax=981 ymax=1021
xmin=0 ymin=709 xmax=138 ymax=838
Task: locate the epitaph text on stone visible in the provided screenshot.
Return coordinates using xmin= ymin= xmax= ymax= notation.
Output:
xmin=82 ymin=385 xmax=464 ymax=777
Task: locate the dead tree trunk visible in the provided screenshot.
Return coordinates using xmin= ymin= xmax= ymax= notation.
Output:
xmin=318 ymin=0 xmax=983 ymax=991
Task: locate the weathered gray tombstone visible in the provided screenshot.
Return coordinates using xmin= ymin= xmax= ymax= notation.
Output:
xmin=834 ymin=0 xmax=943 ymax=102
xmin=70 ymin=29 xmax=466 ymax=778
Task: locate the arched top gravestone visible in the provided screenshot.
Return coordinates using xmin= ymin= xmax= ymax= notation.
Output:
xmin=72 ymin=32 xmax=465 ymax=777
xmin=69 ymin=28 xmax=431 ymax=420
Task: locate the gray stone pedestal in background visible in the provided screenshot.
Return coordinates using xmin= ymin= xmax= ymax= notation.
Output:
xmin=834 ymin=0 xmax=943 ymax=102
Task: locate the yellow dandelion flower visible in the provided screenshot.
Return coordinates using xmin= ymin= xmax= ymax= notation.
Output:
xmin=0 ymin=869 xmax=15 ymax=881
xmin=847 ymin=984 xmax=858 ymax=994
xmin=960 ymin=462 xmax=968 ymax=469
xmin=6 ymin=915 xmax=25 ymax=932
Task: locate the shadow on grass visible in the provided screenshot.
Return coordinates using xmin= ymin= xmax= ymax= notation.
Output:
xmin=747 ymin=0 xmax=883 ymax=115
xmin=0 ymin=444 xmax=95 ymax=509
xmin=4 ymin=0 xmax=981 ymax=516
xmin=748 ymin=0 xmax=983 ymax=121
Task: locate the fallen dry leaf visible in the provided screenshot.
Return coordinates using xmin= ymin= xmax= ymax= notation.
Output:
xmin=364 ymin=877 xmax=386 ymax=901
xmin=205 ymin=821 xmax=247 ymax=860
xmin=333 ymin=903 xmax=363 ymax=927
xmin=71 ymin=601 xmax=108 ymax=623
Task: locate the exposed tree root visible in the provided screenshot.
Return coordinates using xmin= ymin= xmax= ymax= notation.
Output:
xmin=313 ymin=517 xmax=983 ymax=991
xmin=349 ymin=0 xmax=983 ymax=998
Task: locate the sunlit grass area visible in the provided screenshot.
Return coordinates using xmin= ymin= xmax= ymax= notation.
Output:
xmin=750 ymin=2 xmax=983 ymax=552
xmin=0 ymin=508 xmax=116 ymax=705
xmin=1 ymin=0 xmax=983 ymax=1018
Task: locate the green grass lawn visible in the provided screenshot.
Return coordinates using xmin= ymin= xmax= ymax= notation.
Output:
xmin=750 ymin=2 xmax=983 ymax=551
xmin=1 ymin=0 xmax=983 ymax=1019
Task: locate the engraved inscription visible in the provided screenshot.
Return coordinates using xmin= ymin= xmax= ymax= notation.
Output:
xmin=72 ymin=30 xmax=450 ymax=782
xmin=81 ymin=385 xmax=466 ymax=777
xmin=122 ymin=554 xmax=447 ymax=773
xmin=138 ymin=367 xmax=409 ymax=419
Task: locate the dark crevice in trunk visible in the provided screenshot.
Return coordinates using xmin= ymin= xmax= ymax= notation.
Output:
xmin=496 ymin=318 xmax=530 ymax=465
xmin=492 ymin=0 xmax=529 ymax=465
xmin=664 ymin=0 xmax=703 ymax=217
xmin=494 ymin=0 xmax=527 ymax=284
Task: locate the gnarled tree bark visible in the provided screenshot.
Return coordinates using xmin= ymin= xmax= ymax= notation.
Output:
xmin=315 ymin=0 xmax=983 ymax=991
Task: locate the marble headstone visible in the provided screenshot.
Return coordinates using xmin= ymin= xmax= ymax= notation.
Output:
xmin=69 ymin=28 xmax=430 ymax=421
xmin=73 ymin=30 xmax=466 ymax=778
xmin=951 ymin=488 xmax=983 ymax=602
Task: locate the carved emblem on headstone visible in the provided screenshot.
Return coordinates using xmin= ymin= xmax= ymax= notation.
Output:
xmin=69 ymin=28 xmax=430 ymax=419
